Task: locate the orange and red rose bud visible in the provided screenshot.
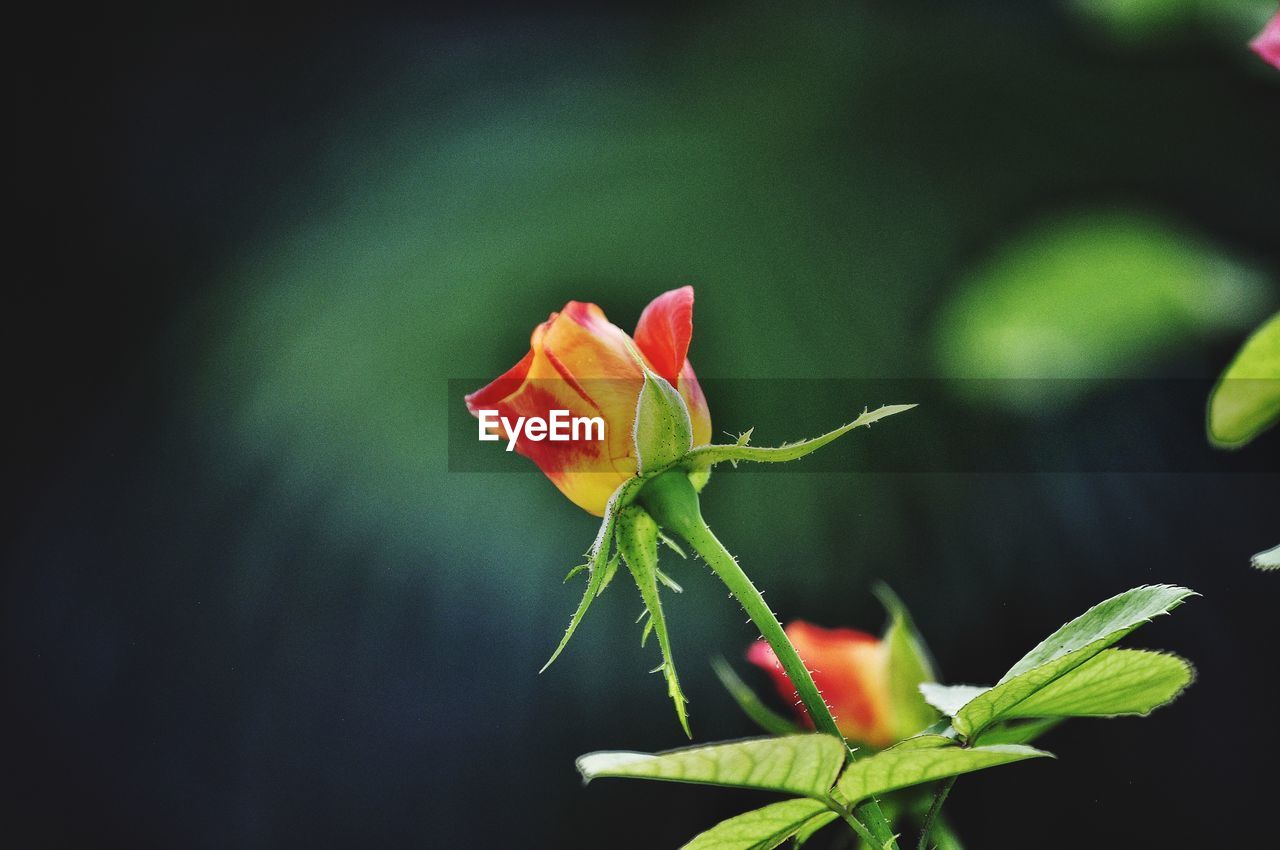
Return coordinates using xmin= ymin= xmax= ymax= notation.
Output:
xmin=747 ymin=619 xmax=937 ymax=749
xmin=465 ymin=287 xmax=711 ymax=516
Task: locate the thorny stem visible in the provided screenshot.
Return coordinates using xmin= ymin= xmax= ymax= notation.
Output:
xmin=916 ymin=777 xmax=956 ymax=850
xmin=837 ymin=808 xmax=880 ymax=847
xmin=639 ymin=470 xmax=900 ymax=850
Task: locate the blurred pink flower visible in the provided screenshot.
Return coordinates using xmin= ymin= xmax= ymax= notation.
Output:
xmin=1251 ymin=12 xmax=1280 ymax=69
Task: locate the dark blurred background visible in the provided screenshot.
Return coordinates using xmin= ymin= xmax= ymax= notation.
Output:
xmin=9 ymin=2 xmax=1279 ymax=847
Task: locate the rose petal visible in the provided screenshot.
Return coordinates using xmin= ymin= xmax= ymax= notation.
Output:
xmin=634 ymin=286 xmax=695 ymax=387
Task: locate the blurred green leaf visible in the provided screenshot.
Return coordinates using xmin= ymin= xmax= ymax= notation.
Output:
xmin=679 ymin=799 xmax=831 ymax=850
xmin=953 ymin=585 xmax=1195 ymax=738
xmin=577 ymin=734 xmax=847 ymax=798
xmin=1207 ymin=311 xmax=1280 ymax=449
xmin=1003 ymin=648 xmax=1193 ymax=719
xmin=934 ymin=211 xmax=1269 ymax=412
xmin=834 ymin=736 xmax=1050 ymax=806
xmin=712 ymin=657 xmax=803 ymax=737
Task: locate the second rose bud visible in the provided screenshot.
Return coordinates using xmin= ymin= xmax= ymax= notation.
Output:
xmin=747 ymin=596 xmax=940 ymax=750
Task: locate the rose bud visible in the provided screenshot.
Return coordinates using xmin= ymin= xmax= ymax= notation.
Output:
xmin=465 ymin=287 xmax=711 ymax=516
xmin=747 ymin=618 xmax=937 ymax=749
xmin=1251 ymin=12 xmax=1280 ymax=70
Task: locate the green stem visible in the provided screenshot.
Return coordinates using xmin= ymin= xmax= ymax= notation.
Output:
xmin=639 ymin=471 xmax=900 ymax=850
xmin=916 ymin=777 xmax=956 ymax=850
xmin=836 ymin=808 xmax=880 ymax=848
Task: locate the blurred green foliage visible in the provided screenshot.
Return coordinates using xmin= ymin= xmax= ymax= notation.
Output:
xmin=12 ymin=2 xmax=1280 ymax=848
xmin=1070 ymin=0 xmax=1275 ymax=47
xmin=933 ymin=210 xmax=1269 ymax=410
xmin=189 ymin=6 xmax=1278 ymax=752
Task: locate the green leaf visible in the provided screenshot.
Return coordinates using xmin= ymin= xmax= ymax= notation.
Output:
xmin=540 ymin=476 xmax=646 ymax=673
xmin=616 ymin=505 xmax=690 ymax=736
xmin=634 ymin=367 xmax=695 ymax=474
xmin=792 ymin=811 xmax=839 ymax=848
xmin=683 ymin=405 xmax=916 ymax=470
xmin=877 ymin=586 xmax=939 ymax=740
xmin=834 ymin=736 xmax=1051 ymax=806
xmin=1252 ymin=543 xmax=1280 ymax=572
xmin=1002 ymin=649 xmax=1193 ymax=719
xmin=712 ymin=657 xmax=803 ymax=737
xmin=678 ymin=799 xmax=830 ymax=850
xmin=577 ymin=734 xmax=848 ymax=798
xmin=1004 ymin=585 xmax=1194 ymax=681
xmin=972 ymin=718 xmax=1062 ymax=747
xmin=952 ymin=584 xmax=1196 ymax=738
xmin=1208 ymin=311 xmax=1280 ymax=449
xmin=918 ymin=684 xmax=988 ymax=718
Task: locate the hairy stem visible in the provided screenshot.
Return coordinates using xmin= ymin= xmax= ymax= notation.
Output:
xmin=837 ymin=809 xmax=880 ymax=848
xmin=640 ymin=471 xmax=900 ymax=850
xmin=916 ymin=777 xmax=956 ymax=850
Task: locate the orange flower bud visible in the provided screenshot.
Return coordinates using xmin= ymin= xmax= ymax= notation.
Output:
xmin=466 ymin=287 xmax=712 ymax=516
xmin=748 ymin=621 xmax=898 ymax=749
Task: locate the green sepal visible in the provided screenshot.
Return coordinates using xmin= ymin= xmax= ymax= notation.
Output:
xmin=875 ymin=585 xmax=940 ymax=741
xmin=598 ymin=553 xmax=620 ymax=592
xmin=683 ymin=405 xmax=916 ymax=471
xmin=540 ymin=476 xmax=647 ymax=673
xmin=659 ymin=531 xmax=688 ymax=558
xmin=657 ymin=568 xmax=684 ymax=593
xmin=616 ymin=504 xmax=691 ymax=736
xmin=627 ymin=342 xmax=694 ymax=474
